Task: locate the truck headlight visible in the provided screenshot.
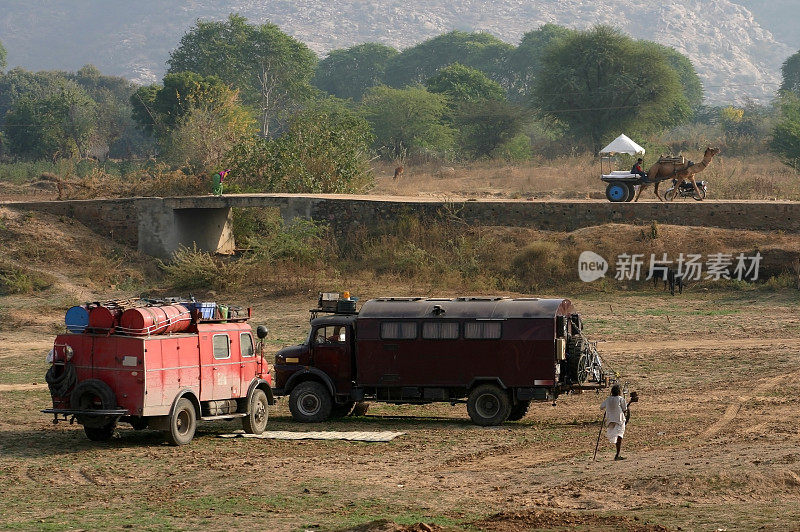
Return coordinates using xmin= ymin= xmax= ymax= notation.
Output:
xmin=65 ymin=345 xmax=74 ymax=361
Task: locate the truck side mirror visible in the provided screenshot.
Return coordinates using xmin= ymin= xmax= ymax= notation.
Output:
xmin=256 ymin=325 xmax=269 ymax=339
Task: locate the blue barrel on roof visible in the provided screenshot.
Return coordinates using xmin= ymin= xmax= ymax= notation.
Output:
xmin=65 ymin=305 xmax=89 ymax=333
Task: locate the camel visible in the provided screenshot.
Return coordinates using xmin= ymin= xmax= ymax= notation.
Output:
xmin=634 ymin=147 xmax=720 ymax=202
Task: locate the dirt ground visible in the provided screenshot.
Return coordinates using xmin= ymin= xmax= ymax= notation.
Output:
xmin=1 ymin=197 xmax=800 ymax=530
xmin=2 ymin=286 xmax=800 ymax=531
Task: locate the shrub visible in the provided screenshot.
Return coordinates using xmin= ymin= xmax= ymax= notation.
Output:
xmin=159 ymin=244 xmax=241 ymax=291
xmin=0 ymin=262 xmax=53 ymax=294
xmin=510 ymin=241 xmax=570 ymax=291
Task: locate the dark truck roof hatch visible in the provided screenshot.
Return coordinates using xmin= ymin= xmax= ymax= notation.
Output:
xmin=358 ymin=297 xmax=573 ymax=319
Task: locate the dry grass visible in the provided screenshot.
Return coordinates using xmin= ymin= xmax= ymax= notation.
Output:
xmin=372 ymin=153 xmax=800 ymax=200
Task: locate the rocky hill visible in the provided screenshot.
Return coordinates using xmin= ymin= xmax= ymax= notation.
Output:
xmin=0 ymin=0 xmax=796 ymax=104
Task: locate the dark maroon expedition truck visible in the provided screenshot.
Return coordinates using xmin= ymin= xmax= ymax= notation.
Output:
xmin=273 ymin=296 xmax=607 ymax=426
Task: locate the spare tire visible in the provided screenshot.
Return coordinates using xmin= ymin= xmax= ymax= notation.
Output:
xmin=70 ymin=379 xmax=117 ymax=428
xmin=45 ymin=362 xmax=76 ymax=398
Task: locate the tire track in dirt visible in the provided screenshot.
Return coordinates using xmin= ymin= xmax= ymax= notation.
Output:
xmin=701 ymin=372 xmax=791 ymax=439
xmin=429 ymin=442 xmax=577 ymax=474
xmin=0 ymin=383 xmax=48 ymax=392
xmin=602 ymin=337 xmax=795 ymax=354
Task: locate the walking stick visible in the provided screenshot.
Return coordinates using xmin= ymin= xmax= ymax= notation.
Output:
xmin=593 ymin=411 xmax=606 ymax=462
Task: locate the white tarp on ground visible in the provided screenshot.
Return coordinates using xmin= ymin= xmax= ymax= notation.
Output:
xmin=219 ymin=430 xmax=405 ymax=442
xmin=599 ymin=134 xmax=645 ymax=155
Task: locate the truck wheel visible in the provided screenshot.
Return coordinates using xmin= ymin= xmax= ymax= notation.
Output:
xmin=507 ymin=400 xmax=531 ymax=422
xmin=467 ymin=384 xmax=511 ymax=426
xmin=330 ymin=401 xmax=354 ymax=418
xmin=289 ymin=381 xmax=332 ymax=423
xmin=84 ymin=421 xmax=116 ymax=441
xmin=165 ymin=398 xmax=196 ymax=446
xmin=70 ymin=379 xmax=116 ymax=429
xmin=242 ymin=389 xmax=269 ymax=434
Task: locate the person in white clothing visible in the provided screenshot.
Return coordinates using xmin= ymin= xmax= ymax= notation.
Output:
xmin=600 ymin=384 xmax=628 ymax=460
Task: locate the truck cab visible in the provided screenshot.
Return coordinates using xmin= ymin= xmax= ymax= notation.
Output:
xmin=274 ymin=314 xmax=357 ymax=421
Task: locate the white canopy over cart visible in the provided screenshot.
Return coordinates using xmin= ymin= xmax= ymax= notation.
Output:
xmin=598 ymin=134 xmax=645 ymax=202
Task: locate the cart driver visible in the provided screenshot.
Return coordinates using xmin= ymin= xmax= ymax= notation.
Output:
xmin=631 ymin=158 xmax=648 ymax=180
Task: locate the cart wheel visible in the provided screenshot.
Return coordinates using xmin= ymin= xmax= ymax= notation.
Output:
xmin=664 ymin=188 xmax=677 ymax=201
xmin=605 ymin=182 xmax=628 ymax=202
xmin=625 ymin=183 xmax=636 ymax=202
xmin=693 ymin=187 xmax=706 ymax=201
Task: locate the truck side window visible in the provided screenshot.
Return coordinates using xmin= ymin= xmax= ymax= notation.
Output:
xmin=422 ymin=322 xmax=459 ymax=340
xmin=240 ymin=333 xmax=254 ymax=357
xmin=315 ymin=326 xmax=346 ymax=345
xmin=213 ymin=334 xmax=230 ymax=359
xmin=380 ymin=322 xmax=417 ymax=340
xmin=464 ymin=321 xmax=502 ymax=339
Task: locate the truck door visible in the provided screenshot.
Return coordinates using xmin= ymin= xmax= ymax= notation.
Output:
xmin=311 ymin=325 xmax=351 ymax=393
xmin=201 ymin=332 xmax=239 ymax=400
xmin=239 ymin=332 xmax=257 ymax=394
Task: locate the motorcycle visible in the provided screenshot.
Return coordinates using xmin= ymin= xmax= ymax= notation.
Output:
xmin=664 ymin=178 xmax=707 ymax=201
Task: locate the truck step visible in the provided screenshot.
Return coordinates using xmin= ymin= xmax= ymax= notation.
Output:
xmin=199 ymin=413 xmax=247 ymax=421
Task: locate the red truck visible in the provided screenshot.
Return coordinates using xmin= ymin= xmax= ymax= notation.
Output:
xmin=274 ymin=295 xmax=607 ymax=426
xmin=44 ymin=302 xmax=273 ymax=445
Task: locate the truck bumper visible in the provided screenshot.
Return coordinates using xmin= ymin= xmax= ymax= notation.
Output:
xmin=42 ymin=408 xmax=129 ymax=416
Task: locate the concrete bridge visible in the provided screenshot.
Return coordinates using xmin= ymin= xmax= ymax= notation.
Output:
xmin=4 ymin=194 xmax=799 ymax=259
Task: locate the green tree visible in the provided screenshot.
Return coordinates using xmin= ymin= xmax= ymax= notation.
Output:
xmin=163 ymin=88 xmax=255 ymax=173
xmin=0 ymin=39 xmax=6 ymax=72
xmin=314 ymin=43 xmax=398 ymax=101
xmin=0 ymin=68 xmax=69 ymax=126
xmin=425 ymin=63 xmax=505 ymax=102
xmin=166 ymin=14 xmax=317 ymax=136
xmin=383 ymin=31 xmax=513 ymax=89
xmin=5 ymin=82 xmax=97 ymax=159
xmin=226 ymin=98 xmax=374 ymax=193
xmin=505 ymin=24 xmax=576 ymax=101
xmin=640 ymin=41 xmax=703 ymax=112
xmin=130 ymin=72 xmax=243 ymax=138
xmin=454 ymin=100 xmax=528 ymax=159
xmin=780 ymin=50 xmax=800 ymax=95
xmin=360 ymin=85 xmax=454 ymax=159
xmin=425 ymin=64 xmax=523 ymax=158
xmin=532 ymin=26 xmax=689 ymax=152
xmin=130 ymin=83 xmax=161 ymax=135
xmin=771 ymin=94 xmax=800 ymax=169
xmin=70 ymin=64 xmax=145 ymax=158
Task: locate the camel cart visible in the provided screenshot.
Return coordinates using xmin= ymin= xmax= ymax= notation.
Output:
xmin=598 ymin=134 xmax=645 ymax=202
